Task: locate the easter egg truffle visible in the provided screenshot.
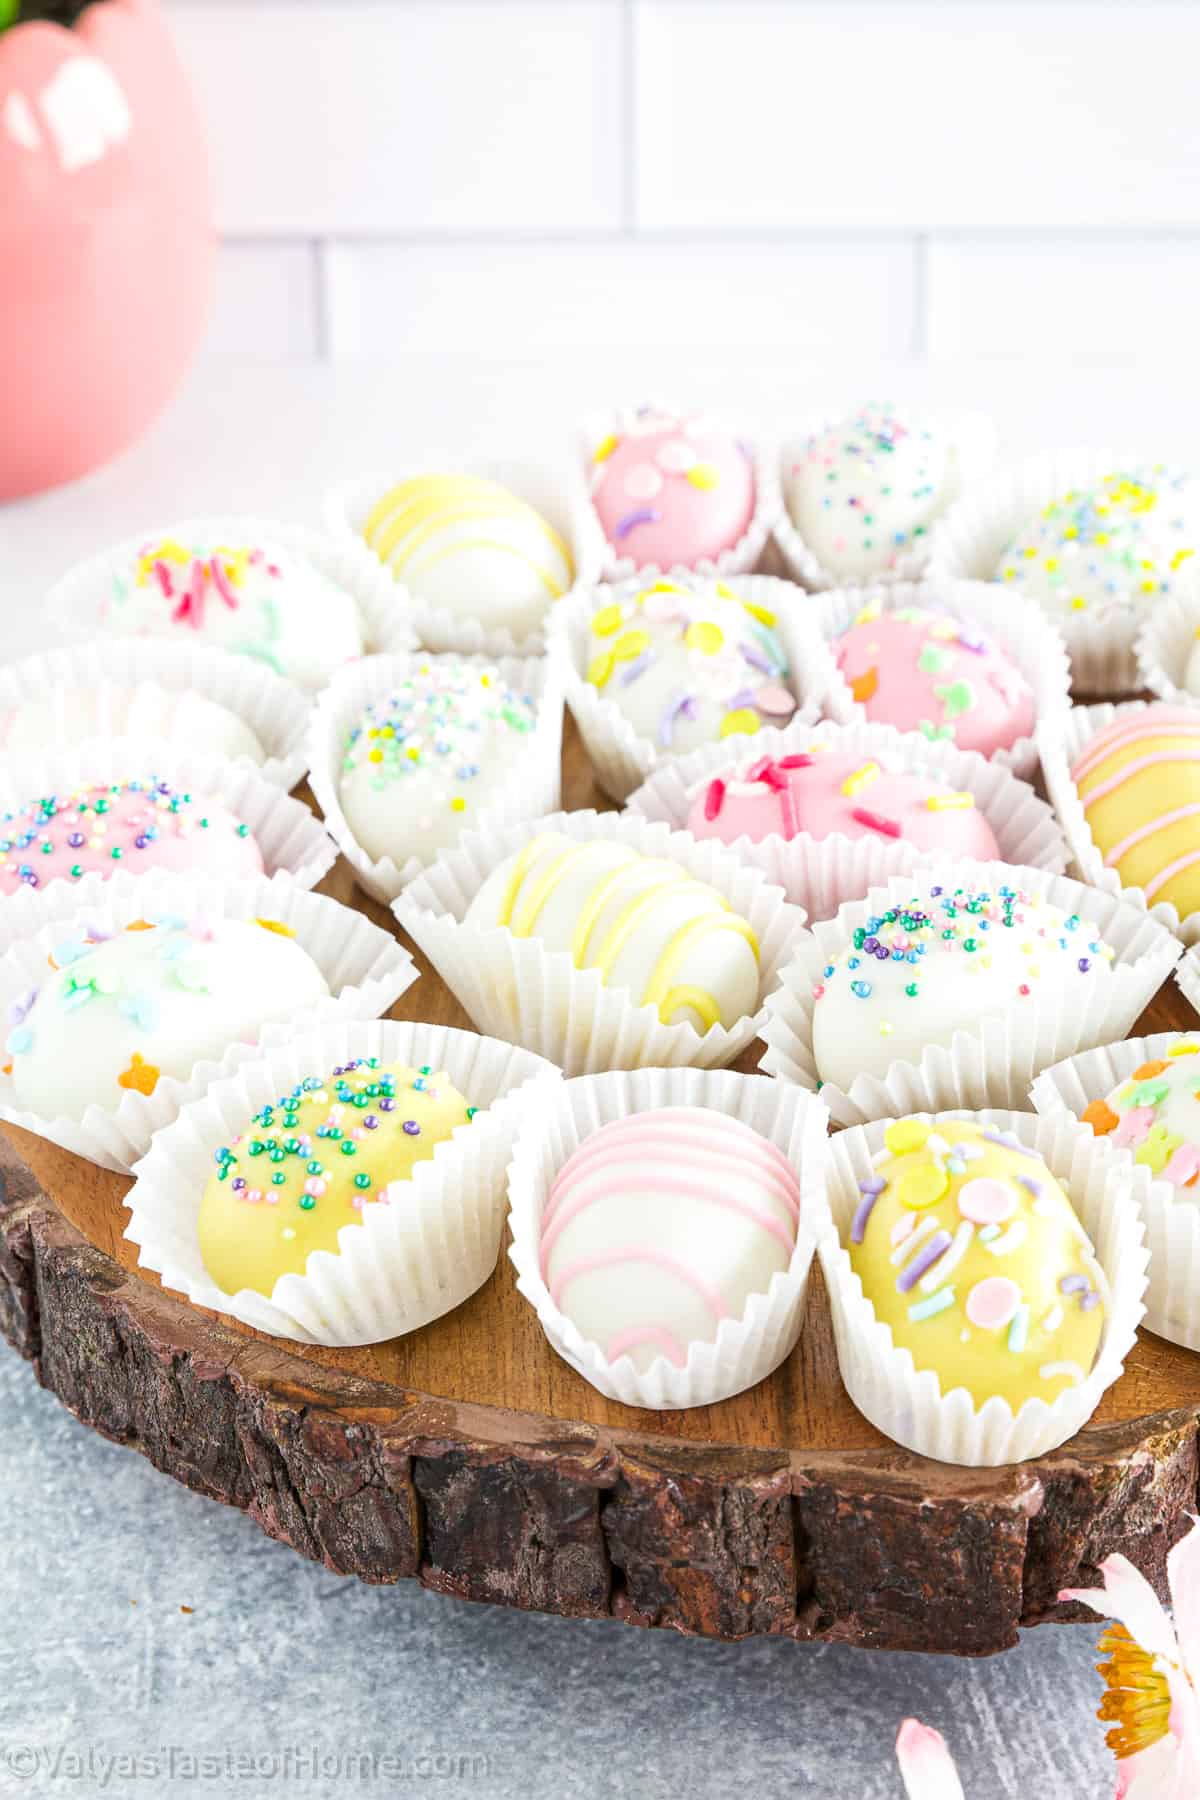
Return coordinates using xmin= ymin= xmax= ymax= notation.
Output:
xmin=834 ymin=602 xmax=1035 ymax=757
xmin=589 ymin=409 xmax=756 ymax=572
xmin=463 ymin=830 xmax=760 ymax=1033
xmin=542 ymin=1106 xmax=801 ymax=1371
xmin=1072 ymin=705 xmax=1200 ymax=918
xmin=586 ymin=579 xmax=796 ymax=753
xmin=786 ymin=405 xmax=957 ymax=581
xmin=360 ymin=475 xmax=573 ymax=641
xmin=849 ymin=1117 xmax=1107 ymax=1410
xmin=812 ymin=882 xmax=1116 ymax=1089
xmin=198 ymin=1056 xmax=474 ymax=1297
xmin=1081 ymin=1038 xmax=1200 ymax=1193
xmin=0 ymin=682 xmax=265 ymax=764
xmin=7 ymin=917 xmax=329 ymax=1121
xmin=0 ymin=778 xmax=263 ymax=897
xmin=996 ymin=467 xmax=1200 ymax=624
xmin=338 ymin=660 xmax=538 ymax=868
xmin=686 ymin=742 xmax=1000 ymax=857
xmin=108 ymin=537 xmax=363 ymax=690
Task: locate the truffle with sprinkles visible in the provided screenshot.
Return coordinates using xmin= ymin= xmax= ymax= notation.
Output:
xmin=995 ymin=466 xmax=1200 ymax=624
xmin=0 ymin=779 xmax=263 ymax=897
xmin=1081 ymin=1036 xmax=1200 ymax=1197
xmin=337 ymin=659 xmax=538 ymax=868
xmin=585 ymin=577 xmax=796 ymax=753
xmin=589 ymin=408 xmax=756 ymax=572
xmin=848 ymin=1116 xmax=1106 ymax=1411
xmin=197 ymin=1058 xmax=475 ymax=1297
xmin=811 ymin=882 xmax=1117 ymax=1088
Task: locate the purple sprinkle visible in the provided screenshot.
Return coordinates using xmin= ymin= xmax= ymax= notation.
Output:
xmin=897 ymin=1230 xmax=954 ymax=1293
xmin=379 ymin=1096 xmax=396 ymax=1112
xmin=658 ymin=692 xmax=697 ymax=749
xmin=1081 ymin=1290 xmax=1101 ymax=1311
xmin=402 ymin=1120 xmax=420 ymax=1137
xmin=363 ymin=1115 xmax=379 ymax=1130
xmin=231 ymin=1178 xmax=246 ymax=1192
xmin=740 ymin=645 xmax=772 ymax=674
xmin=1078 ymin=957 xmax=1090 ymax=972
xmin=930 ymin=886 xmax=944 ymax=897
xmin=1018 ymin=1175 xmax=1043 ymax=1196
xmin=982 ymin=1129 xmax=1041 ymax=1160
xmin=1060 ymin=1274 xmax=1088 ymax=1295
xmin=134 ymin=834 xmax=150 ymax=850
xmin=67 ymin=833 xmax=85 ymax=849
xmin=726 ymin=688 xmax=758 ymax=711
xmin=619 ymin=651 xmax=655 ymax=686
xmin=614 ymin=506 xmax=661 ymax=541
xmin=7 ymin=987 xmax=37 ymax=1027
xmin=736 ymin=438 xmax=754 ymax=462
xmin=956 ymin=626 xmax=989 ymax=653
xmin=850 ymin=1185 xmax=882 ymax=1244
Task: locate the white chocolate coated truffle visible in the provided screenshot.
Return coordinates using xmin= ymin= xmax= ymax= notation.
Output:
xmin=7 ymin=917 xmax=329 ymax=1121
xmin=463 ymin=831 xmax=761 ymax=1033
xmin=338 ymin=660 xmax=537 ymax=868
xmin=0 ymin=682 xmax=265 ymax=764
xmin=541 ymin=1106 xmax=801 ymax=1370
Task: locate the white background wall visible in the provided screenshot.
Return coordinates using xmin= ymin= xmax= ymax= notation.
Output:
xmin=171 ymin=0 xmax=1200 ymax=363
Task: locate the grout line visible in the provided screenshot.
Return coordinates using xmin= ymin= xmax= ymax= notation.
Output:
xmin=621 ymin=0 xmax=637 ymax=233
xmin=311 ymin=238 xmax=332 ymax=361
xmin=911 ymin=233 xmax=929 ymax=358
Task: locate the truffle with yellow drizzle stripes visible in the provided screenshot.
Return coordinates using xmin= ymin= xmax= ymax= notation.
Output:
xmin=462 ymin=830 xmax=761 ymax=1033
xmin=361 ymin=474 xmax=573 ymax=641
xmin=848 ymin=1117 xmax=1106 ymax=1410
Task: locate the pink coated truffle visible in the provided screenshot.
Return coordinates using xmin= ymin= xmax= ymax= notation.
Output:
xmin=589 ymin=410 xmax=756 ymax=572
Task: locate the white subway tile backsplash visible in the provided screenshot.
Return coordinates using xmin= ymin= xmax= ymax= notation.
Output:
xmin=168 ymin=3 xmax=625 ymax=235
xmin=324 ymin=238 xmax=916 ymax=358
xmin=205 ymin=243 xmax=320 ymax=359
xmin=633 ymin=2 xmax=1200 ymax=233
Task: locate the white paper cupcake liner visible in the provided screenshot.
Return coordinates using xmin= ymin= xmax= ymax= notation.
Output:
xmin=767 ymin=409 xmax=997 ymax=592
xmin=550 ymin=572 xmax=823 ymax=804
xmin=324 ymin=456 xmax=603 ymax=660
xmin=577 ymin=407 xmax=777 ymax=587
xmin=124 ymin=1019 xmax=561 ymax=1346
xmin=1135 ymin=582 xmax=1200 ymax=708
xmin=48 ymin=515 xmax=418 ymax=680
xmin=927 ymin=448 xmax=1157 ymax=696
xmin=758 ymin=859 xmax=1182 ymax=1126
xmin=1038 ymin=701 xmax=1200 ymax=948
xmin=808 ymin=578 xmax=1070 ymax=782
xmin=0 ymin=733 xmax=337 ymax=903
xmin=0 ymin=640 xmax=313 ymax=792
xmin=394 ymin=808 xmax=808 ymax=1077
xmin=0 ymin=870 xmax=419 ymax=1174
xmin=821 ymin=1107 xmax=1147 ymax=1465
xmin=307 ymin=650 xmax=564 ymax=906
xmin=624 ymin=717 xmax=1069 ymax=919
xmin=506 ymin=1065 xmax=830 ymax=1409
xmin=1031 ymin=1032 xmax=1200 ymax=1351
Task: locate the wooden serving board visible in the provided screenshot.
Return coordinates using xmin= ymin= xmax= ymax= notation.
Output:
xmin=1 ymin=716 xmax=1198 ymax=1657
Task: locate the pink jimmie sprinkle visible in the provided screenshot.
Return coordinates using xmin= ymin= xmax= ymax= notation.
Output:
xmin=208 ymin=555 xmax=240 ymax=610
xmin=154 ymin=559 xmax=174 ymax=597
xmin=812 ymin=983 xmax=826 ymax=999
xmin=851 ymin=806 xmax=901 ymax=838
xmin=704 ymin=778 xmax=726 ymax=822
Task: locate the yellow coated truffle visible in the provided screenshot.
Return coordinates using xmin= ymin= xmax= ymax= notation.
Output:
xmin=848 ymin=1118 xmax=1106 ymax=1410
xmin=198 ymin=1057 xmax=474 ymax=1297
xmin=1072 ymin=705 xmax=1200 ymax=919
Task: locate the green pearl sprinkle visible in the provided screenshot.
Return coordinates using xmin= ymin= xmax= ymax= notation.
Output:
xmin=271 ymin=1172 xmax=286 ymax=1187
xmin=298 ymin=1194 xmax=316 ymax=1210
xmin=340 ymin=1141 xmax=356 ymax=1156
xmin=353 ymin=1173 xmax=371 ymax=1190
xmin=904 ymin=983 xmax=919 ymax=997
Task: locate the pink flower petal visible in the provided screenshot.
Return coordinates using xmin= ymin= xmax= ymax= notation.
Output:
xmin=895 ymin=1720 xmax=965 ymax=1800
xmin=1060 ymin=1553 xmax=1180 ymax=1663
xmin=1118 ymin=1733 xmax=1200 ymax=1799
xmin=1167 ymin=1516 xmax=1200 ymax=1672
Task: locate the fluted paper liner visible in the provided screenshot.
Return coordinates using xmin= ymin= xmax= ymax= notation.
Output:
xmin=124 ymin=1020 xmax=561 ymax=1346
xmin=758 ymin=860 xmax=1182 ymax=1126
xmin=507 ymin=1066 xmax=830 ymax=1409
xmin=551 ymin=573 xmax=822 ymax=804
xmin=394 ymin=808 xmax=808 ymax=1076
xmin=0 ymin=733 xmax=337 ymax=901
xmin=809 ymin=577 xmax=1070 ymax=782
xmin=1032 ymin=1033 xmax=1200 ymax=1351
xmin=308 ymin=650 xmax=564 ymax=906
xmin=577 ymin=407 xmax=777 ymax=587
xmin=324 ymin=456 xmax=603 ymax=659
xmin=767 ymin=409 xmax=996 ymax=592
xmin=0 ymin=640 xmax=313 ymax=792
xmin=927 ymin=448 xmax=1156 ymax=696
xmin=1038 ymin=701 xmax=1200 ymax=948
xmin=1136 ymin=586 xmax=1200 ymax=708
xmin=625 ymin=716 xmax=1068 ymax=919
xmin=821 ymin=1108 xmax=1147 ymax=1466
xmin=48 ymin=514 xmax=417 ymax=676
xmin=0 ymin=870 xmax=419 ymax=1173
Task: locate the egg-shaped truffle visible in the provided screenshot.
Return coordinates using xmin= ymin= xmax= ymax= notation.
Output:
xmin=360 ymin=475 xmax=573 ymax=642
xmin=1072 ymin=705 xmax=1200 ymax=917
xmin=996 ymin=467 xmax=1200 ymax=625
xmin=812 ymin=882 xmax=1116 ymax=1089
xmin=463 ymin=831 xmax=760 ymax=1032
xmin=0 ymin=779 xmax=263 ymax=897
xmin=786 ymin=405 xmax=956 ymax=581
xmin=338 ymin=660 xmax=538 ymax=868
xmin=0 ymin=682 xmax=265 ymax=764
xmin=686 ymin=743 xmax=1000 ymax=857
xmin=834 ymin=603 xmax=1035 ymax=757
xmin=197 ymin=1056 xmax=474 ymax=1297
xmin=542 ymin=1106 xmax=801 ymax=1370
xmin=1081 ymin=1039 xmax=1200 ymax=1193
xmin=586 ymin=579 xmax=796 ymax=753
xmin=589 ymin=410 xmax=756 ymax=571
xmin=849 ymin=1116 xmax=1106 ymax=1409
xmin=7 ymin=917 xmax=329 ymax=1121
xmin=109 ymin=537 xmax=363 ymax=690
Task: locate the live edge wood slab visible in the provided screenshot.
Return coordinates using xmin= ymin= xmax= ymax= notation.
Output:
xmin=1 ymin=718 xmax=1199 ymax=1657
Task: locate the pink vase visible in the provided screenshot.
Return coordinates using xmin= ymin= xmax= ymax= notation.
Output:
xmin=0 ymin=0 xmax=214 ymax=500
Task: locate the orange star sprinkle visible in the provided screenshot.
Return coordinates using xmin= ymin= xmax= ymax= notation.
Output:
xmin=118 ymin=1053 xmax=160 ymax=1096
xmin=850 ymin=667 xmax=879 ymax=703
xmin=1082 ymin=1098 xmax=1119 ymax=1136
